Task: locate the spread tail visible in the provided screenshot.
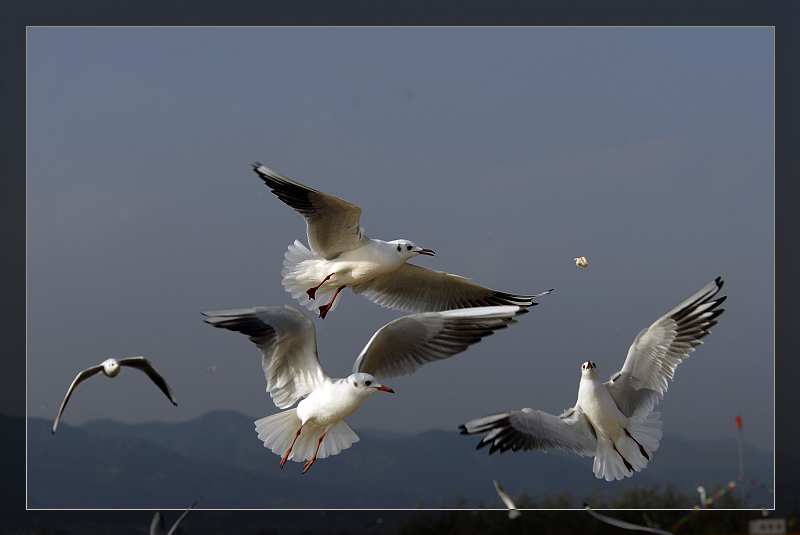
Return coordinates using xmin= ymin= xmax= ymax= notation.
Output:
xmin=592 ymin=412 xmax=662 ymax=481
xmin=254 ymin=410 xmax=360 ymax=463
xmin=281 ymin=240 xmax=342 ymax=314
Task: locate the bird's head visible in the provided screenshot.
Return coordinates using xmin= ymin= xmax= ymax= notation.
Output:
xmin=349 ymin=372 xmax=394 ymax=397
xmin=101 ymin=358 xmax=121 ymax=377
xmin=389 ymin=240 xmax=435 ymax=260
xmin=581 ymin=361 xmax=599 ymax=379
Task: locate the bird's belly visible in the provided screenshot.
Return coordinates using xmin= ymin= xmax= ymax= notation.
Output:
xmin=297 ymin=391 xmax=365 ymax=427
xmin=314 ymin=257 xmax=397 ymax=288
xmin=582 ymin=398 xmax=628 ymax=440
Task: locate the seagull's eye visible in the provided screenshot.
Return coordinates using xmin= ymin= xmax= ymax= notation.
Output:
xmin=364 ymin=380 xmax=372 ymax=386
xmin=406 ymin=245 xmax=412 ymax=251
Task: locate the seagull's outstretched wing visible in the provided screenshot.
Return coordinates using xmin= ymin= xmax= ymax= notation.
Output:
xmin=606 ymin=277 xmax=726 ymax=418
xmin=584 ymin=504 xmax=672 ymax=534
xmin=51 ymin=364 xmax=104 ymax=434
xmin=150 ymin=511 xmax=165 ymax=535
xmin=203 ymin=305 xmax=328 ymax=409
xmin=353 ymin=305 xmax=527 ymax=381
xmin=351 ymin=263 xmax=551 ymax=314
xmin=459 ymin=407 xmax=597 ymax=457
xmin=252 ymin=163 xmax=368 ymax=258
xmin=150 ymin=498 xmax=199 ymax=535
xmin=493 ymin=477 xmax=521 ymax=519
xmin=118 ymin=357 xmax=178 ymax=406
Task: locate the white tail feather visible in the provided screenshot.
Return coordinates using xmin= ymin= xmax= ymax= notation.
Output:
xmin=629 ymin=412 xmax=663 ymax=453
xmin=254 ymin=410 xmax=360 ymax=463
xmin=592 ymin=413 xmax=662 ymax=481
xmin=281 ymin=240 xmax=342 ymax=313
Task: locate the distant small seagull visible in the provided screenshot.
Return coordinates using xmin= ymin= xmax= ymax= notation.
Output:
xmin=583 ymin=503 xmax=672 ymax=534
xmin=252 ymin=163 xmax=550 ymax=318
xmin=575 ymin=256 xmax=588 ymax=267
xmin=150 ymin=498 xmax=199 ymax=535
xmin=493 ymin=477 xmax=521 ymax=519
xmin=52 ymin=357 xmax=178 ymax=434
xmin=460 ymin=278 xmax=725 ymax=481
xmin=204 ymin=304 xmax=527 ymax=473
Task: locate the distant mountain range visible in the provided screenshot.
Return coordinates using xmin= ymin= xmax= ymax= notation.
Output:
xmin=25 ymin=410 xmax=775 ymax=510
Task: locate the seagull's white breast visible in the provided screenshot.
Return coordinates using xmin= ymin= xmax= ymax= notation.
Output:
xmin=296 ymin=379 xmax=370 ymax=428
xmin=577 ymin=378 xmax=627 ymax=440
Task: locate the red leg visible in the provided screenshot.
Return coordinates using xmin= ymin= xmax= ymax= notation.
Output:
xmin=302 ymin=431 xmax=327 ymax=474
xmin=318 ymin=286 xmax=345 ymax=319
xmin=624 ymin=428 xmax=650 ymax=460
xmin=307 ymin=274 xmax=334 ymax=300
xmin=612 ymin=443 xmax=633 ymax=472
xmin=280 ymin=425 xmax=304 ymax=468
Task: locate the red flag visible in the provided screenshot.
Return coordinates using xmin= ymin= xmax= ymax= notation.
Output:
xmin=735 ymin=414 xmax=742 ymax=429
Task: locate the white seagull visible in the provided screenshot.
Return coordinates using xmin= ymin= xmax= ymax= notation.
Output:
xmin=493 ymin=477 xmax=522 ymax=519
xmin=459 ymin=277 xmax=726 ymax=481
xmin=204 ymin=304 xmax=528 ymax=473
xmin=252 ymin=163 xmax=551 ymax=318
xmin=583 ymin=504 xmax=672 ymax=534
xmin=52 ymin=357 xmax=178 ymax=434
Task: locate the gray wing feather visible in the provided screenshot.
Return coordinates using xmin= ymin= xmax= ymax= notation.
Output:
xmin=119 ymin=357 xmax=178 ymax=406
xmin=252 ymin=164 xmax=367 ymax=258
xmin=352 ymin=262 xmax=550 ymax=313
xmin=150 ymin=511 xmax=165 ymax=535
xmin=203 ymin=305 xmax=327 ymax=409
xmin=606 ymin=277 xmax=726 ymax=418
xmin=51 ymin=364 xmax=104 ymax=434
xmin=166 ymin=498 xmax=199 ymax=535
xmin=460 ymin=407 xmax=597 ymax=456
xmin=353 ymin=306 xmax=527 ymax=381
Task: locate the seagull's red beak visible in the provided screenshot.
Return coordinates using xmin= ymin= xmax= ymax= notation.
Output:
xmin=376 ymin=385 xmax=395 ymax=393
xmin=418 ymin=249 xmax=435 ymax=256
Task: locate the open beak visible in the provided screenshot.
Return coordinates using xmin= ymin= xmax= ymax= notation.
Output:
xmin=418 ymin=248 xmax=435 ymax=256
xmin=376 ymin=385 xmax=395 ymax=393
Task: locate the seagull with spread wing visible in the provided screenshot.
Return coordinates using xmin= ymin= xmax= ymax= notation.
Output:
xmin=204 ymin=304 xmax=527 ymax=473
xmin=52 ymin=357 xmax=178 ymax=434
xmin=460 ymin=278 xmax=726 ymax=481
xmin=252 ymin=163 xmax=550 ymax=318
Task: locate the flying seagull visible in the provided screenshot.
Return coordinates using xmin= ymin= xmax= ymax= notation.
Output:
xmin=460 ymin=277 xmax=726 ymax=481
xmin=52 ymin=357 xmax=178 ymax=434
xmin=493 ymin=477 xmax=521 ymax=519
xmin=204 ymin=304 xmax=527 ymax=473
xmin=150 ymin=498 xmax=199 ymax=535
xmin=583 ymin=503 xmax=672 ymax=534
xmin=252 ymin=163 xmax=550 ymax=318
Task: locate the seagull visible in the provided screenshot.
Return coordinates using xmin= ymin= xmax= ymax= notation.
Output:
xmin=459 ymin=277 xmax=726 ymax=481
xmin=574 ymin=256 xmax=588 ymax=267
xmin=493 ymin=477 xmax=521 ymax=519
xmin=150 ymin=498 xmax=199 ymax=535
xmin=252 ymin=163 xmax=551 ymax=318
xmin=204 ymin=304 xmax=527 ymax=473
xmin=583 ymin=503 xmax=672 ymax=534
xmin=52 ymin=357 xmax=178 ymax=434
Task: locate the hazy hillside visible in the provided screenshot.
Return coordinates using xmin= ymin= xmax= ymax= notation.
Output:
xmin=26 ymin=410 xmax=774 ymax=510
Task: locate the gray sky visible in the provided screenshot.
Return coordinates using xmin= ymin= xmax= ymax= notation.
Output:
xmin=27 ymin=27 xmax=773 ymax=457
